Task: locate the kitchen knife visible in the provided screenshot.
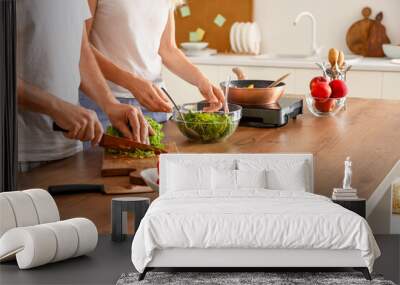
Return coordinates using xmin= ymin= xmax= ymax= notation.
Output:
xmin=53 ymin=123 xmax=166 ymax=154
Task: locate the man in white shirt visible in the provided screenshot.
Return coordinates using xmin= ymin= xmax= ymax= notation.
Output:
xmin=17 ymin=0 xmax=151 ymax=170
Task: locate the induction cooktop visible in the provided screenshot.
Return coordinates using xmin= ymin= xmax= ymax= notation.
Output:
xmin=239 ymin=97 xmax=303 ymax=128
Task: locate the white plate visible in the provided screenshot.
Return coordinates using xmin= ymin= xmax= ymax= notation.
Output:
xmin=180 ymin=42 xmax=209 ymax=51
xmin=140 ymin=168 xmax=159 ymax=192
xmin=230 ymin=23 xmax=239 ymax=53
xmin=241 ymin=23 xmax=251 ymax=53
xmin=246 ymin=23 xmax=258 ymax=54
xmin=235 ymin=23 xmax=244 ymax=53
xmin=252 ymin=23 xmax=261 ymax=55
xmin=183 ymin=48 xmax=217 ymax=57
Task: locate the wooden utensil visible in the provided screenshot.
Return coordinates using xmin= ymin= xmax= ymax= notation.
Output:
xmin=267 ymin=73 xmax=291 ymax=88
xmin=328 ymin=48 xmax=339 ymax=68
xmin=338 ymin=51 xmax=345 ymax=68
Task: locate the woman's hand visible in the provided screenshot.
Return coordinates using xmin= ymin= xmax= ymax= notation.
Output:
xmin=197 ymin=78 xmax=226 ymax=112
xmin=104 ymin=102 xmax=154 ymax=144
xmin=127 ymin=76 xmax=172 ymax=113
xmin=50 ymin=101 xmax=103 ymax=145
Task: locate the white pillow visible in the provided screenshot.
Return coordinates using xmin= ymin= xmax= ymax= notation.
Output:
xmin=212 ymin=168 xmax=237 ymax=190
xmin=167 ymin=163 xmax=212 ymax=192
xmin=238 ymin=159 xmax=309 ymax=191
xmin=266 ymin=165 xmax=307 ymax=191
xmin=237 ymin=169 xmax=267 ymax=189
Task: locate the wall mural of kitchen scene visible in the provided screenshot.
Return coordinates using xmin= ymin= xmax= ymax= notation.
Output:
xmin=3 ymin=0 xmax=399 ymax=284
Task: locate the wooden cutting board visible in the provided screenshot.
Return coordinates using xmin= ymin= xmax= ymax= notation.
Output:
xmin=367 ymin=12 xmax=391 ymax=57
xmin=103 ymin=184 xmax=154 ymax=195
xmin=101 ymin=142 xmax=178 ymax=179
xmin=346 ymin=7 xmax=390 ymax=57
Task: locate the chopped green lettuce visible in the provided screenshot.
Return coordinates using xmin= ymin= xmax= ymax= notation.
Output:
xmin=179 ymin=112 xmax=234 ymax=142
xmin=105 ymin=116 xmax=164 ymax=159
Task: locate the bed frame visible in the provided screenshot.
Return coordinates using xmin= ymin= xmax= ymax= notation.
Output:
xmin=139 ymin=249 xmax=371 ymax=280
xmin=138 ymin=154 xmax=372 ymax=281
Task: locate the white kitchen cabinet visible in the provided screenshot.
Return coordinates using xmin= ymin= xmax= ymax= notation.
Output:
xmin=382 ymin=72 xmax=400 ymax=100
xmin=294 ymin=69 xmax=322 ymax=95
xmin=346 ymin=71 xmax=383 ymax=99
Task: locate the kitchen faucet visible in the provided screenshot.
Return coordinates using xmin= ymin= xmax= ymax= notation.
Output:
xmin=293 ymin=11 xmax=320 ymax=57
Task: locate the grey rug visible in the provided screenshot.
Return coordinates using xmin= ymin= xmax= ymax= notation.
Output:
xmin=116 ymin=272 xmax=396 ymax=285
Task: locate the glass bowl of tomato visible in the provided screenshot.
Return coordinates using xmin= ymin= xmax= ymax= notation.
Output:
xmin=305 ymin=94 xmax=347 ymax=117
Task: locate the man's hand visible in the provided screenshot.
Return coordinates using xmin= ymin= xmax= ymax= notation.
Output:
xmin=50 ymin=101 xmax=103 ymax=145
xmin=104 ymin=103 xmax=154 ymax=144
xmin=127 ymin=76 xmax=172 ymax=113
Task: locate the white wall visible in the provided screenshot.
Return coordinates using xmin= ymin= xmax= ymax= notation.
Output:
xmin=254 ymin=0 xmax=400 ymax=55
xmin=368 ymin=161 xmax=400 ymax=234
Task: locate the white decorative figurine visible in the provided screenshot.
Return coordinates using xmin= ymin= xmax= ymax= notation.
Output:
xmin=332 ymin=157 xmax=358 ymax=200
xmin=342 ymin=156 xmax=353 ymax=190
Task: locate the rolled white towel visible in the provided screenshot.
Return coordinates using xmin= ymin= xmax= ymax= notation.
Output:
xmin=0 ymin=218 xmax=98 ymax=269
xmin=0 ymin=226 xmax=57 ymax=268
xmin=0 ymin=196 xmax=17 ymax=237
xmin=24 ymin=189 xmax=60 ymax=224
xmin=42 ymin=221 xmax=79 ymax=263
xmin=66 ymin=218 xmax=98 ymax=257
xmin=0 ymin=192 xmax=39 ymax=227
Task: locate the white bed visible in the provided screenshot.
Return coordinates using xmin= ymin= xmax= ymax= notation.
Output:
xmin=131 ymin=154 xmax=380 ymax=280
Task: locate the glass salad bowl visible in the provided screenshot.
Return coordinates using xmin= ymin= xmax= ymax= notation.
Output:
xmin=172 ymin=102 xmax=242 ymax=143
xmin=305 ymin=93 xmax=347 ymax=117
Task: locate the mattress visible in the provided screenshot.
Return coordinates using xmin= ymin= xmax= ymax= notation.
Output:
xmin=131 ymin=190 xmax=380 ymax=273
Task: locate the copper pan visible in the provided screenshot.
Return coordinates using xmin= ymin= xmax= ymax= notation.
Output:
xmin=220 ymin=67 xmax=286 ymax=107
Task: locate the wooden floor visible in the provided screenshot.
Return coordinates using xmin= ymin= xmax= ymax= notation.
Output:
xmin=17 ymin=98 xmax=400 ymax=234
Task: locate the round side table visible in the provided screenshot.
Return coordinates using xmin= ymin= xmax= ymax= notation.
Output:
xmin=111 ymin=197 xmax=150 ymax=242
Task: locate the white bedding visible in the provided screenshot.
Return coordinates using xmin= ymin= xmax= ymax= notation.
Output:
xmin=131 ymin=190 xmax=380 ymax=273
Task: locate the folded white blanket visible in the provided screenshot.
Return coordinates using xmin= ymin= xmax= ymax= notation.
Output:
xmin=131 ymin=190 xmax=380 ymax=273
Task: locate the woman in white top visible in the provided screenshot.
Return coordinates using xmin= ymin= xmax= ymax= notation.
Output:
xmin=80 ymin=0 xmax=225 ymax=125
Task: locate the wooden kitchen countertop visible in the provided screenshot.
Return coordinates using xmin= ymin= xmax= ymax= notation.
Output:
xmin=17 ymin=98 xmax=400 ymax=233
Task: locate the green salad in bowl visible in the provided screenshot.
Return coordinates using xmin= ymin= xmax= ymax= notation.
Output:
xmin=172 ymin=102 xmax=242 ymax=143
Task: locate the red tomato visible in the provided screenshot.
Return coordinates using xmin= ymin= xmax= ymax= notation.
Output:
xmin=311 ymin=81 xmax=332 ymax=100
xmin=330 ymin=79 xmax=348 ymax=98
xmin=310 ymin=76 xmax=329 ymax=90
xmin=315 ymin=99 xmax=336 ymax=112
